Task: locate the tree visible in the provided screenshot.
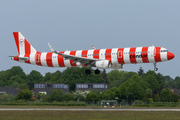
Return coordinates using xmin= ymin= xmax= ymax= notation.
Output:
xmin=27 ymin=81 xmax=33 ymax=90
xmin=102 ymin=69 xmax=108 ymax=84
xmin=160 ymin=88 xmax=172 ymax=102
xmin=49 ymin=89 xmax=64 ymax=102
xmin=137 ymin=67 xmax=144 ymax=76
xmin=9 ymin=82 xmax=19 ymax=88
xmin=19 ymin=83 xmax=29 ymax=90
xmin=171 ymin=93 xmax=179 ymax=102
xmin=0 ymin=94 xmax=15 ymax=101
xmin=101 ymin=90 xmax=115 ymax=100
xmin=144 ymin=75 xmax=159 ymax=90
xmin=63 ymin=93 xmax=74 ymax=101
xmin=16 ymin=89 xmax=33 ymax=101
xmin=8 ymin=75 xmax=25 ymax=86
xmin=74 ymin=90 xmax=90 ymax=101
xmin=110 ymin=87 xmax=121 ymax=100
xmin=27 ymin=70 xmax=43 ymax=84
xmin=85 ymin=92 xmax=98 ymax=102
xmin=153 ymin=94 xmax=160 ymax=102
xmin=35 ymin=93 xmax=46 ymax=101
xmin=127 ymin=82 xmax=144 ymax=100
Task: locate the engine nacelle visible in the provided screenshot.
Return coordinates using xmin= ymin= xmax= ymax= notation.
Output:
xmin=95 ymin=60 xmax=110 ymax=69
xmin=111 ymin=64 xmax=123 ymax=69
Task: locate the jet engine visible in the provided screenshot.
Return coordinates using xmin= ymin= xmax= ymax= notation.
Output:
xmin=95 ymin=60 xmax=111 ymax=69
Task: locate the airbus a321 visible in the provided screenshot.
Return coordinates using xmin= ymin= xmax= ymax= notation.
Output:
xmin=10 ymin=32 xmax=175 ymax=74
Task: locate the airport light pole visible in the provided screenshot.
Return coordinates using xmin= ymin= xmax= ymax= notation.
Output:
xmin=127 ymin=93 xmax=135 ymax=106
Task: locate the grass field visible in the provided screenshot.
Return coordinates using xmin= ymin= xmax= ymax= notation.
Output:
xmin=0 ymin=111 xmax=180 ymax=120
xmin=0 ymin=106 xmax=180 ymax=120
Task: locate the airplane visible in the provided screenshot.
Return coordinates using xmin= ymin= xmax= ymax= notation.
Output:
xmin=10 ymin=32 xmax=175 ymax=74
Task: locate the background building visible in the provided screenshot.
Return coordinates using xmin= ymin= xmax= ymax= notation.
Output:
xmin=75 ymin=83 xmax=108 ymax=92
xmin=33 ymin=83 xmax=69 ymax=95
xmin=0 ymin=87 xmax=20 ymax=96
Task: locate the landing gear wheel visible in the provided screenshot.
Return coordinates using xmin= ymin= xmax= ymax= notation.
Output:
xmin=94 ymin=69 xmax=100 ymax=74
xmin=154 ymin=67 xmax=158 ymax=71
xmin=85 ymin=69 xmax=91 ymax=74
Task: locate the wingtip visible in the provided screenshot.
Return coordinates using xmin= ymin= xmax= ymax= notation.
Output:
xmin=48 ymin=43 xmax=55 ymax=52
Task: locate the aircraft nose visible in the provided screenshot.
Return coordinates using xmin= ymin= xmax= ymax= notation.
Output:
xmin=167 ymin=52 xmax=175 ymax=60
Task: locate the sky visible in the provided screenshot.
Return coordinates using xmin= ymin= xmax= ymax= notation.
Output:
xmin=0 ymin=0 xmax=179 ymax=78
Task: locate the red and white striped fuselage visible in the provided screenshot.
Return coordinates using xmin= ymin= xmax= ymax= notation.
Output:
xmin=11 ymin=32 xmax=175 ymax=73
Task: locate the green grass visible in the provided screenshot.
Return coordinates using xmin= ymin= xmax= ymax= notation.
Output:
xmin=0 ymin=111 xmax=180 ymax=120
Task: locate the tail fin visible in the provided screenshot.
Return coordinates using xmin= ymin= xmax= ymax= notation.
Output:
xmin=13 ymin=32 xmax=37 ymax=55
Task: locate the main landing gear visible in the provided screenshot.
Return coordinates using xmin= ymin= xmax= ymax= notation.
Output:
xmin=85 ymin=69 xmax=91 ymax=74
xmin=94 ymin=69 xmax=100 ymax=74
xmin=85 ymin=69 xmax=100 ymax=74
xmin=153 ymin=63 xmax=158 ymax=71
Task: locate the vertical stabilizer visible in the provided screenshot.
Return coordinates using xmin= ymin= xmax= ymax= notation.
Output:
xmin=13 ymin=32 xmax=37 ymax=56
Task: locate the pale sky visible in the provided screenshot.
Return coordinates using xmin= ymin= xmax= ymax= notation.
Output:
xmin=0 ymin=0 xmax=179 ymax=78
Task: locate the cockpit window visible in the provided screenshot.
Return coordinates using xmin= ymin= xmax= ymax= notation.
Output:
xmin=161 ymin=50 xmax=168 ymax=52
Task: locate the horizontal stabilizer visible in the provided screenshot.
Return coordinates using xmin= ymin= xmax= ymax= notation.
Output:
xmin=9 ymin=56 xmax=29 ymax=61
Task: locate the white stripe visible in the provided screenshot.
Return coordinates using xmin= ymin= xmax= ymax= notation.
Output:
xmin=75 ymin=50 xmax=82 ymax=66
xmin=76 ymin=50 xmax=82 ymax=57
xmin=40 ymin=52 xmax=48 ymax=67
xmin=136 ymin=47 xmax=143 ymax=63
xmin=148 ymin=47 xmax=155 ymax=63
xmin=111 ymin=48 xmax=118 ymax=64
xmin=29 ymin=53 xmax=36 ymax=65
xmin=87 ymin=50 xmax=94 ymax=59
xmin=64 ymin=51 xmax=71 ymax=67
xmin=160 ymin=48 xmax=168 ymax=61
xmin=31 ymin=46 xmax=36 ymax=54
xmin=99 ymin=49 xmax=106 ymax=60
xmin=19 ymin=33 xmax=25 ymax=56
xmin=124 ymin=48 xmax=131 ymax=64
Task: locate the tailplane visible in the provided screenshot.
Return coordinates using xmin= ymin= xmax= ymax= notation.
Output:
xmin=13 ymin=32 xmax=37 ymax=56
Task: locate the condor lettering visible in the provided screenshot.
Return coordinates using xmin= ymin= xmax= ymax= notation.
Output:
xmin=130 ymin=54 xmax=147 ymax=58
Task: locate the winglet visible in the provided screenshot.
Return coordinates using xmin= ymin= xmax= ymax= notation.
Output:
xmin=48 ymin=43 xmax=56 ymax=52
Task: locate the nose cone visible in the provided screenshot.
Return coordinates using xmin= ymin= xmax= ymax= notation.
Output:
xmin=167 ymin=52 xmax=175 ymax=60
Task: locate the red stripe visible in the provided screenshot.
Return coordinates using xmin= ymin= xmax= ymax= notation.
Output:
xmin=117 ymin=48 xmax=125 ymax=64
xmin=13 ymin=32 xmax=20 ymax=55
xmin=105 ymin=49 xmax=112 ymax=63
xmin=24 ymin=54 xmax=31 ymax=64
xmin=129 ymin=47 xmax=137 ymax=64
xmin=70 ymin=51 xmax=77 ymax=67
xmin=46 ymin=52 xmax=53 ymax=67
xmin=35 ymin=52 xmax=42 ymax=66
xmin=58 ymin=51 xmax=65 ymax=67
xmin=142 ymin=47 xmax=149 ymax=63
xmin=154 ymin=47 xmax=161 ymax=62
xmin=24 ymin=38 xmax=31 ymax=55
xmin=14 ymin=55 xmax=19 ymax=61
xmin=93 ymin=49 xmax=100 ymax=59
xmin=24 ymin=38 xmax=31 ymax=64
xmin=81 ymin=50 xmax=88 ymax=57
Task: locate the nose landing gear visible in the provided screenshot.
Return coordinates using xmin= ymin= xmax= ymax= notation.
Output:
xmin=153 ymin=63 xmax=158 ymax=71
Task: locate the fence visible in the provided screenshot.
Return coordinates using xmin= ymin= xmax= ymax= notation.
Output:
xmin=0 ymin=101 xmax=180 ymax=107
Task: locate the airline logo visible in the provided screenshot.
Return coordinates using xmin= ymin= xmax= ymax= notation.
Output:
xmin=130 ymin=54 xmax=147 ymax=58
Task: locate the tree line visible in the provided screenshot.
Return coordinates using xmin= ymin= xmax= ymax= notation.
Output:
xmin=0 ymin=66 xmax=179 ymax=102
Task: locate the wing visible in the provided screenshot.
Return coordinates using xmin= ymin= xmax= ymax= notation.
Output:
xmin=48 ymin=43 xmax=99 ymax=66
